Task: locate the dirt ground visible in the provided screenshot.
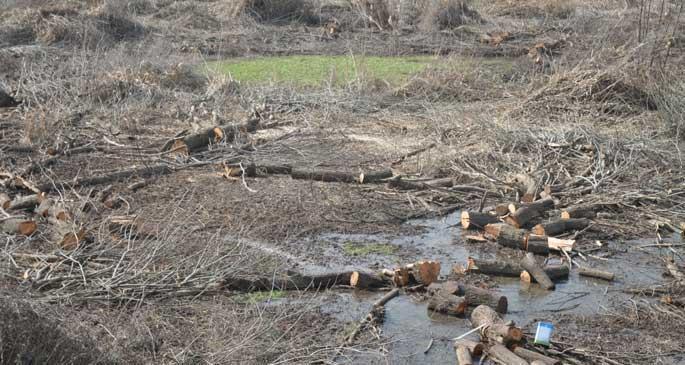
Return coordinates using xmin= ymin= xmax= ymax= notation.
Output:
xmin=1 ymin=0 xmax=685 ymax=364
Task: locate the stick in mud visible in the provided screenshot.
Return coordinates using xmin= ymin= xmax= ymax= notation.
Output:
xmin=345 ymin=288 xmax=400 ymax=345
xmin=578 ymin=267 xmax=615 ymax=281
xmin=521 ymin=253 xmax=555 ymax=290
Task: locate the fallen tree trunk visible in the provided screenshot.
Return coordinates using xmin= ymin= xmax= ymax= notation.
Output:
xmin=162 ymin=119 xmax=260 ymax=154
xmin=350 ymin=270 xmax=391 ymax=290
xmin=222 ymin=271 xmax=355 ymax=291
xmin=532 ymin=218 xmax=590 ymax=236
xmin=488 ymin=344 xmax=528 ymax=365
xmin=521 ymin=264 xmax=569 ymax=284
xmin=494 ymin=224 xmax=528 ymax=250
xmin=561 ymin=205 xmax=600 ymax=219
xmin=38 ymin=164 xmax=173 ymax=192
xmin=427 ymin=292 xmax=467 ymax=317
xmin=521 ymin=253 xmax=555 ymax=290
xmin=461 ymin=211 xmax=500 ymax=230
xmin=454 ymin=339 xmax=484 ymax=357
xmin=466 ymin=257 xmax=522 ymax=277
xmin=291 ymin=168 xmax=392 ymax=184
xmin=505 ymin=198 xmax=555 ymax=228
xmin=387 ymin=176 xmax=453 ymax=190
xmin=470 ymin=305 xmax=523 ymax=345
xmin=461 ymin=285 xmax=508 ymax=314
xmin=1 ymin=218 xmax=38 ymax=236
xmin=578 ymin=267 xmax=615 ymax=281
xmin=513 ymin=346 xmax=561 ymax=365
xmin=6 ymin=193 xmax=45 ymax=211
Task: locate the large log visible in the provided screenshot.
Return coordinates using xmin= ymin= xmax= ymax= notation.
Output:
xmin=488 ymin=344 xmax=528 ymax=365
xmin=427 ymin=292 xmax=467 ymax=317
xmin=496 ymin=225 xmax=528 ymax=250
xmin=409 ymin=260 xmax=441 ymax=286
xmin=461 ymin=211 xmax=500 ymax=230
xmin=455 ymin=344 xmax=473 ymax=365
xmin=525 ymin=234 xmax=550 ymax=255
xmin=1 ymin=218 xmax=38 ymax=236
xmin=521 ymin=265 xmax=569 ymax=284
xmin=561 ymin=205 xmax=599 ymax=219
xmin=521 ymin=253 xmax=555 ymax=290
xmin=532 ymin=218 xmax=590 ymax=236
xmin=6 ymin=193 xmax=45 ymax=211
xmin=578 ymin=267 xmax=615 ymax=281
xmin=453 ymin=340 xmax=484 ymax=357
xmin=387 ymin=176 xmax=453 ymax=190
xmin=513 ymin=346 xmax=561 ymax=365
xmin=350 ymin=270 xmax=391 ymax=290
xmin=505 ymin=198 xmax=555 ymax=228
xmin=470 ymin=305 xmax=523 ymax=345
xmin=466 ymin=257 xmax=522 ymax=277
xmin=461 ymin=285 xmax=508 ymax=314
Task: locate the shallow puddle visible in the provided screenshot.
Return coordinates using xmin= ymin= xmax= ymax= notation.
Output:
xmin=321 ymin=211 xmax=674 ymax=363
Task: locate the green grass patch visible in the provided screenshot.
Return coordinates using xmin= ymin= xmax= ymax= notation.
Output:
xmin=343 ymin=242 xmax=396 ymax=257
xmin=235 ymin=290 xmax=285 ymax=303
xmin=206 ymin=55 xmax=435 ymax=86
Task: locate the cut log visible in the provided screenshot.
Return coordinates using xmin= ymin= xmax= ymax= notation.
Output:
xmin=578 ymin=267 xmax=615 ymax=281
xmin=427 ymin=292 xmax=467 ymax=317
xmin=34 ymin=199 xmax=53 ymax=217
xmin=561 ymin=205 xmax=599 ymax=220
xmin=470 ymin=305 xmax=523 ymax=345
xmin=525 ymin=234 xmax=550 ymax=255
xmin=455 ymin=344 xmax=473 ymax=365
xmin=532 ymin=218 xmax=590 ymax=236
xmin=513 ymin=346 xmax=561 ymax=365
xmin=387 ymin=176 xmax=453 ymax=190
xmin=461 ymin=285 xmax=508 ymax=314
xmin=547 ymin=237 xmax=575 ymax=252
xmin=484 ymin=223 xmax=507 ymax=238
xmin=461 ymin=211 xmax=500 ymax=230
xmin=38 ymin=164 xmax=173 ymax=192
xmin=426 ymin=281 xmax=461 ymax=296
xmin=291 ymin=168 xmax=391 ymax=184
xmin=466 ymin=257 xmax=522 ymax=277
xmin=496 ymin=225 xmax=528 ymax=250
xmin=7 ymin=193 xmax=45 ymax=211
xmin=514 ymin=173 xmax=538 ymax=203
xmin=521 ymin=265 xmax=570 ymax=283
xmin=350 ymin=270 xmax=391 ymax=290
xmin=48 ymin=205 xmax=71 ymax=221
xmin=454 ymin=340 xmax=484 ymax=357
xmin=409 ymin=260 xmax=441 ymax=286
xmin=163 ymin=120 xmax=260 ymax=154
xmin=1 ymin=218 xmax=38 ymax=236
xmin=0 ymin=193 xmax=10 ymax=209
xmin=505 ymin=198 xmax=555 ymax=228
xmin=359 ymin=169 xmax=393 ymax=184
xmin=521 ymin=253 xmax=555 ymax=290
xmin=508 ymin=203 xmax=519 ymax=214
xmin=488 ymin=344 xmax=528 ymax=365
xmin=392 ymin=267 xmax=411 ymax=287
xmin=222 ymin=271 xmax=355 ymax=292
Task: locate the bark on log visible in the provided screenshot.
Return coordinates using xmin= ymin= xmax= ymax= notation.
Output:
xmin=461 ymin=211 xmax=500 ymax=230
xmin=505 ymin=198 xmax=555 ymax=228
xmin=427 ymin=292 xmax=467 ymax=317
xmin=521 ymin=253 xmax=555 ymax=290
xmin=7 ymin=193 xmax=45 ymax=211
xmin=455 ymin=344 xmax=473 ymax=365
xmin=454 ymin=340 xmax=484 ymax=357
xmin=427 ymin=281 xmax=461 ymax=296
xmin=525 ymin=234 xmax=550 ymax=255
xmin=387 ymin=176 xmax=453 ymax=190
xmin=521 ymin=265 xmax=570 ymax=283
xmin=461 ymin=285 xmax=508 ymax=314
xmin=561 ymin=205 xmax=599 ymax=220
xmin=222 ymin=271 xmax=355 ymax=291
xmin=291 ymin=168 xmax=391 ymax=184
xmin=350 ymin=270 xmax=391 ymax=290
xmin=513 ymin=346 xmax=561 ymax=365
xmin=466 ymin=257 xmax=522 ymax=277
xmin=1 ymin=218 xmax=37 ymax=236
xmin=163 ymin=120 xmax=260 ymax=154
xmin=496 ymin=225 xmax=528 ymax=250
xmin=532 ymin=218 xmax=590 ymax=236
xmin=470 ymin=305 xmax=523 ymax=345
xmin=409 ymin=260 xmax=441 ymax=286
xmin=38 ymin=164 xmax=173 ymax=192
xmin=488 ymin=344 xmax=528 ymax=365
xmin=578 ymin=267 xmax=615 ymax=281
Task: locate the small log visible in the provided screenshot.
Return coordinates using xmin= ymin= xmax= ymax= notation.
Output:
xmin=514 ymin=173 xmax=537 ymax=203
xmin=525 ymin=234 xmax=550 ymax=255
xmin=291 ymin=169 xmax=391 ymax=184
xmin=393 ymin=267 xmax=411 ymax=287
xmin=466 ymin=257 xmax=522 ymax=277
xmin=561 ymin=205 xmax=599 ymax=219
xmin=461 ymin=211 xmax=500 ymax=230
xmin=7 ymin=193 xmax=45 ymax=211
xmin=547 ymin=237 xmax=575 ymax=252
xmin=34 ymin=199 xmax=53 ymax=217
xmin=359 ymin=169 xmax=393 ymax=184
xmin=470 ymin=305 xmax=523 ymax=345
xmin=578 ymin=267 xmax=615 ymax=281
xmin=163 ymin=120 xmax=260 ymax=154
xmin=496 ymin=225 xmax=528 ymax=250
xmin=1 ymin=218 xmax=38 ymax=236
xmin=513 ymin=346 xmax=561 ymax=365
xmin=484 ymin=223 xmax=507 ymax=238
xmin=461 ymin=285 xmax=508 ymax=314
xmin=346 ymin=288 xmax=400 ymax=344
xmin=350 ymin=270 xmax=391 ymax=290
xmin=409 ymin=260 xmax=441 ymax=286
xmin=522 ymin=265 xmax=570 ymax=283
xmin=508 ymin=203 xmax=519 ymax=214
xmin=521 ymin=253 xmax=555 ymax=290
xmin=386 ymin=176 xmax=454 ymax=190
xmin=453 ymin=339 xmax=484 ymax=357
xmin=455 ymin=344 xmax=473 ymax=365
xmin=493 ymin=204 xmax=512 ymax=216
xmin=532 ymin=218 xmax=590 ymax=236
xmin=427 ymin=281 xmax=461 ymax=296
xmin=0 ymin=193 xmax=10 ymax=209
xmin=505 ymin=198 xmax=555 ymax=228
xmin=427 ymin=292 xmax=467 ymax=317
xmin=488 ymin=344 xmax=528 ymax=365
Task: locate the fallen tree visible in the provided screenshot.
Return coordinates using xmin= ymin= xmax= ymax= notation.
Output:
xmin=505 ymin=198 xmax=555 ymax=228
xmin=532 ymin=218 xmax=590 ymax=236
xmin=521 ymin=253 xmax=555 ymax=290
xmin=470 ymin=304 xmax=523 ymax=345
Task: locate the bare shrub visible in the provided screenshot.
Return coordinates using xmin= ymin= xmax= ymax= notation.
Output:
xmin=651 ymin=76 xmax=685 ymax=140
xmin=418 ymin=0 xmax=482 ymax=31
xmin=234 ymin=0 xmax=318 ymax=24
xmin=351 ymin=0 xmax=481 ymax=31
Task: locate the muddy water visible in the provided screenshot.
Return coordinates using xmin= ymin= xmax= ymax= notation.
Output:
xmin=320 ymin=211 xmax=674 ymax=364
